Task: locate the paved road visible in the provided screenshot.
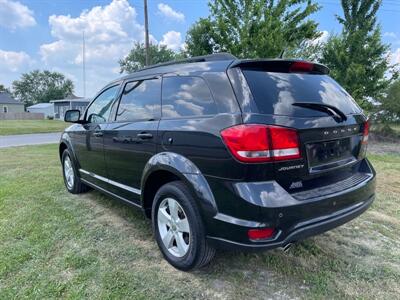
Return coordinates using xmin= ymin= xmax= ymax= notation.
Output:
xmin=0 ymin=132 xmax=62 ymax=148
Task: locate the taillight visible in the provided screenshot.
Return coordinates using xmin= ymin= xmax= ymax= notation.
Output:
xmin=362 ymin=120 xmax=369 ymax=144
xmin=269 ymin=126 xmax=302 ymax=161
xmin=289 ymin=61 xmax=314 ymax=73
xmin=220 ymin=124 xmax=301 ymax=163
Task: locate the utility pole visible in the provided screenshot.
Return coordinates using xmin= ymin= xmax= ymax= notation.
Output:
xmin=144 ymin=0 xmax=150 ymax=66
xmin=82 ymin=31 xmax=86 ymax=98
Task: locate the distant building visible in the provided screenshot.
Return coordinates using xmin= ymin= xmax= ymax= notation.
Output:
xmin=27 ymin=103 xmax=54 ymax=118
xmin=50 ymin=94 xmax=91 ymax=120
xmin=0 ymin=91 xmax=24 ymax=113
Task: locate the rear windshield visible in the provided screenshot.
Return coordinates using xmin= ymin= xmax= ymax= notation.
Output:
xmin=241 ymin=69 xmax=362 ymax=117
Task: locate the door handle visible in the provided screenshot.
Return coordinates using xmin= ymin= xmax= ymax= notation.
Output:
xmin=137 ymin=132 xmax=153 ymax=139
xmin=93 ymin=131 xmax=103 ymax=137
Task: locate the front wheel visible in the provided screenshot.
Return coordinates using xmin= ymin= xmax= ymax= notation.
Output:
xmin=152 ymin=181 xmax=215 ymax=271
xmin=61 ymin=149 xmax=89 ymax=194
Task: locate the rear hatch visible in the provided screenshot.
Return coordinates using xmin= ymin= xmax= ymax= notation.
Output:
xmin=227 ymin=60 xmax=369 ymax=196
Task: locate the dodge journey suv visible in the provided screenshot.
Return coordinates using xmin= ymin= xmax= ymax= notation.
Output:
xmin=59 ymin=53 xmax=376 ymax=271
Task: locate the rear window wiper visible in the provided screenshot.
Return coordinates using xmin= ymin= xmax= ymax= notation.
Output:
xmin=292 ymin=102 xmax=347 ymax=122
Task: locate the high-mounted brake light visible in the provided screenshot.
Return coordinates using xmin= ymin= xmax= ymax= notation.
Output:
xmin=289 ymin=61 xmax=314 ymax=73
xmin=220 ymin=124 xmax=301 ymax=163
xmin=362 ymin=120 xmax=369 ymax=144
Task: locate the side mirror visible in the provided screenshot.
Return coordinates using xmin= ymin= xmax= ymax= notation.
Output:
xmin=64 ymin=109 xmax=81 ymax=123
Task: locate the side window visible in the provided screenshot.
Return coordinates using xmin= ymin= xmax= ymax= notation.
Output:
xmin=116 ymin=78 xmax=161 ymax=122
xmin=162 ymin=76 xmax=217 ymax=118
xmin=86 ymin=85 xmax=119 ymax=123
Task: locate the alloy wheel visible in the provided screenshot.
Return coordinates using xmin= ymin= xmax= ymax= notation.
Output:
xmin=64 ymin=155 xmax=75 ymax=189
xmin=157 ymin=197 xmax=191 ymax=258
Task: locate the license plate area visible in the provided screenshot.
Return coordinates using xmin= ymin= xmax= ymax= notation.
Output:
xmin=306 ymin=138 xmax=355 ymax=173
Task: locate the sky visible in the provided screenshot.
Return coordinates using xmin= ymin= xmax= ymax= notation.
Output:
xmin=0 ymin=0 xmax=399 ymax=98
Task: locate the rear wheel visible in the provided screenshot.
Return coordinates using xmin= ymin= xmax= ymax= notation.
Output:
xmin=61 ymin=149 xmax=89 ymax=194
xmin=152 ymin=181 xmax=215 ymax=271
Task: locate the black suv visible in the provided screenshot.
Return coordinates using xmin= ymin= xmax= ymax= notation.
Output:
xmin=60 ymin=53 xmax=376 ymax=271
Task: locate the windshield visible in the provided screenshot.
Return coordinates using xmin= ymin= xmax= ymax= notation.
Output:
xmin=241 ymin=69 xmax=362 ymax=117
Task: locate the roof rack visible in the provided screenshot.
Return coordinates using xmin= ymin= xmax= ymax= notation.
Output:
xmin=138 ymin=52 xmax=237 ymax=72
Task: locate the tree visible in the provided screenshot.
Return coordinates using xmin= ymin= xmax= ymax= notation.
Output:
xmin=12 ymin=70 xmax=74 ymax=106
xmin=321 ymin=0 xmax=398 ymax=110
xmin=381 ymin=79 xmax=400 ymax=121
xmin=119 ymin=43 xmax=183 ymax=73
xmin=185 ymin=0 xmax=321 ymax=58
xmin=12 ymin=71 xmax=74 ymax=105
xmin=185 ymin=19 xmax=219 ymax=57
xmin=285 ymin=40 xmax=325 ymax=62
xmin=0 ymin=84 xmax=10 ymax=93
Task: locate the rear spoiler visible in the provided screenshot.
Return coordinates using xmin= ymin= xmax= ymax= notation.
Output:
xmin=229 ymin=59 xmax=329 ymax=75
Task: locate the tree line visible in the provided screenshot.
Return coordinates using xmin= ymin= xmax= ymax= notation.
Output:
xmin=120 ymin=0 xmax=399 ymax=122
xmin=1 ymin=70 xmax=73 ymax=107
xmin=2 ymin=0 xmax=399 ymax=122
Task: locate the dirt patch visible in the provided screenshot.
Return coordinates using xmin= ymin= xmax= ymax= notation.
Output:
xmin=368 ymin=211 xmax=400 ymax=226
xmin=367 ymin=141 xmax=400 ymax=155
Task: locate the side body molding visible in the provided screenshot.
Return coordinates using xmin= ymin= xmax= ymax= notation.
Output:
xmin=141 ymin=152 xmax=218 ymax=217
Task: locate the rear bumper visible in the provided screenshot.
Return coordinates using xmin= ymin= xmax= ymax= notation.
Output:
xmin=207 ymin=194 xmax=374 ymax=250
xmin=204 ymin=159 xmax=376 ymax=250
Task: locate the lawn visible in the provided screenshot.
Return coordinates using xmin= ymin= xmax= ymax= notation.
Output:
xmin=0 ymin=145 xmax=399 ymax=299
xmin=0 ymin=120 xmax=68 ymax=136
xmin=391 ymin=123 xmax=400 ymax=134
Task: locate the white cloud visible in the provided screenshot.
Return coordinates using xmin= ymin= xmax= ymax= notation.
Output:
xmin=385 ymin=48 xmax=400 ymax=79
xmin=157 ymin=3 xmax=185 ymax=22
xmin=384 ymin=32 xmax=397 ymax=39
xmin=310 ymin=30 xmax=330 ymax=46
xmin=160 ymin=31 xmax=184 ymax=51
xmin=384 ymin=32 xmax=400 ymax=47
xmin=38 ymin=0 xmax=155 ymax=97
xmin=389 ymin=48 xmax=400 ymax=65
xmin=0 ymin=0 xmax=36 ymax=30
xmin=1 ymin=0 xmax=183 ymax=97
xmin=0 ymin=49 xmax=32 ymax=72
xmin=47 ymin=0 xmax=143 ymax=44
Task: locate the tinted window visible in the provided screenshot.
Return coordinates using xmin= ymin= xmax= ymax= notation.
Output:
xmin=241 ymin=70 xmax=362 ymax=117
xmin=162 ymin=76 xmax=217 ymax=118
xmin=86 ymin=85 xmax=119 ymax=123
xmin=116 ymin=79 xmax=161 ymax=122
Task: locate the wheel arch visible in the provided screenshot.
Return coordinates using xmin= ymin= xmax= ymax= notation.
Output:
xmin=141 ymin=152 xmax=218 ymax=219
xmin=59 ymin=134 xmax=80 ymax=170
xmin=59 ymin=141 xmax=68 ymax=160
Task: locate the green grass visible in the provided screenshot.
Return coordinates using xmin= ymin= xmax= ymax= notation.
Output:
xmin=0 ymin=120 xmax=68 ymax=135
xmin=0 ymin=145 xmax=399 ymax=299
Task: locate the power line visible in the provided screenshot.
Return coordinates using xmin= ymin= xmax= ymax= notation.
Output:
xmin=318 ymin=1 xmax=400 ymax=12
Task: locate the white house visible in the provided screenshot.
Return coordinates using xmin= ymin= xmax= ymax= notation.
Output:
xmin=51 ymin=96 xmax=91 ymax=120
xmin=27 ymin=103 xmax=54 ymax=118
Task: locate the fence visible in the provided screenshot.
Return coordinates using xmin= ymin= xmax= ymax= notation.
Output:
xmin=0 ymin=112 xmax=44 ymax=120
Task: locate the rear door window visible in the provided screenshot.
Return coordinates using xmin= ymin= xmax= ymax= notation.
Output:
xmin=162 ymin=76 xmax=218 ymax=118
xmin=241 ymin=69 xmax=362 ymax=117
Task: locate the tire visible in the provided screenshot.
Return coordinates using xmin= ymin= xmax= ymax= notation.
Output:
xmin=61 ymin=149 xmax=90 ymax=194
xmin=152 ymin=181 xmax=215 ymax=271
